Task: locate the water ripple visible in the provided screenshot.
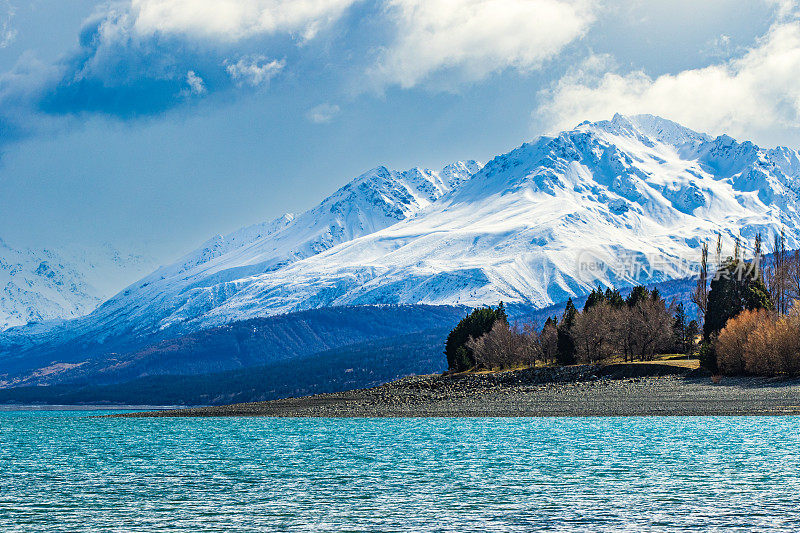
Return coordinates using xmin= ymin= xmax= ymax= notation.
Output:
xmin=1 ymin=412 xmax=799 ymax=531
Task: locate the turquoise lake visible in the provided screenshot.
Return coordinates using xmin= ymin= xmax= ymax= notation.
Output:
xmin=1 ymin=411 xmax=799 ymax=531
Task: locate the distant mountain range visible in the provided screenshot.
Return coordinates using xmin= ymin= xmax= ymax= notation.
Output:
xmin=2 ymin=114 xmax=799 ymax=395
xmin=0 ymin=240 xmax=155 ymax=330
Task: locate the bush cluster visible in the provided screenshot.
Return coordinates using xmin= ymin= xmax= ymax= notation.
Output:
xmin=717 ymin=308 xmax=800 ymax=376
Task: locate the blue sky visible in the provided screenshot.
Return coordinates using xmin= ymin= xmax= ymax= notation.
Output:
xmin=0 ymin=0 xmax=796 ymax=262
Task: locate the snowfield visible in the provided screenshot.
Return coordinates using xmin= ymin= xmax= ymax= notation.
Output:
xmin=202 ymin=114 xmax=800 ymax=322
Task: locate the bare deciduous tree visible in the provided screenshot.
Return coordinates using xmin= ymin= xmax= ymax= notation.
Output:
xmin=539 ymin=320 xmax=559 ymax=364
xmin=625 ymin=298 xmax=675 ymax=361
xmin=573 ymin=296 xmax=674 ymax=363
xmin=466 ymin=321 xmax=542 ymax=370
xmin=572 ymin=302 xmax=616 ymax=362
xmin=465 ymin=288 xmax=679 ymax=369
xmin=691 ymin=241 xmax=709 ymax=320
xmin=765 ymin=229 xmax=791 ymax=315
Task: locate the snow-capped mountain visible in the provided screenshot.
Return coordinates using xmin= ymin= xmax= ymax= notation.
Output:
xmin=0 ymin=240 xmax=155 ymax=329
xmin=179 ymin=114 xmax=800 ymax=318
xmin=14 ymin=161 xmax=479 ymax=340
xmin=6 ymin=114 xmax=800 ymax=346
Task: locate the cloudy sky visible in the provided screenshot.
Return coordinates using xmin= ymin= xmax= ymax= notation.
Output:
xmin=0 ymin=0 xmax=797 ymax=262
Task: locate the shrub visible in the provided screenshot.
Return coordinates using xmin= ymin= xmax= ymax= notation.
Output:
xmin=778 ymin=311 xmax=800 ymax=375
xmin=716 ymin=307 xmax=800 ymax=376
xmin=744 ymin=309 xmax=800 ymax=376
xmin=716 ymin=309 xmax=770 ymax=375
xmin=698 ymin=341 xmax=717 ymax=373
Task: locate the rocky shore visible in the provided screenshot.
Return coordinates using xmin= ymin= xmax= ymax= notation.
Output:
xmin=112 ymin=363 xmax=800 ymax=418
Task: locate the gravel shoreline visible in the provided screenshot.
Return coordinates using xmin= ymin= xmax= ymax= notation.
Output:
xmin=111 ymin=363 xmax=800 ymax=418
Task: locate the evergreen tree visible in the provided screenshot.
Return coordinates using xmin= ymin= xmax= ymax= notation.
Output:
xmin=583 ymin=286 xmax=606 ymax=311
xmin=562 ymin=298 xmax=577 ymax=329
xmin=686 ymin=320 xmax=700 ymax=356
xmin=626 ymin=286 xmax=650 ymax=307
xmin=445 ymin=305 xmax=509 ymax=372
xmin=605 ymin=288 xmax=625 ymax=308
xmin=672 ymin=303 xmax=688 ymax=353
xmin=650 ymin=288 xmax=661 ymax=302
xmin=556 ymin=298 xmax=578 ymax=365
xmin=496 ymin=301 xmax=508 ymax=324
xmin=704 ymin=258 xmax=772 ymax=340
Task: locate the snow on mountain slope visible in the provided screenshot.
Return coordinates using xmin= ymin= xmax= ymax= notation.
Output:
xmin=27 ymin=161 xmax=480 ymax=338
xmin=170 ymin=161 xmax=480 ymax=278
xmin=0 ymin=240 xmax=155 ymax=329
xmin=7 ymin=114 xmax=800 ymax=345
xmin=158 ymin=114 xmax=800 ymax=323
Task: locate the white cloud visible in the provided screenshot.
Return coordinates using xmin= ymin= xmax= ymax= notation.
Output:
xmin=130 ymin=0 xmax=359 ymax=41
xmin=769 ymin=0 xmax=800 ymax=19
xmin=306 ymin=103 xmax=340 ymax=123
xmin=0 ymin=1 xmax=16 ymax=48
xmin=225 ymin=56 xmax=284 ymax=87
xmin=705 ymin=34 xmax=733 ymax=59
xmin=538 ymin=18 xmax=800 ymax=143
xmin=185 ymin=70 xmax=206 ymax=95
xmin=373 ymin=0 xmax=595 ymax=88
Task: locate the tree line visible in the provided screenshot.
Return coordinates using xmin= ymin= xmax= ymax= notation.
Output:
xmin=445 ymin=288 xmax=697 ymax=372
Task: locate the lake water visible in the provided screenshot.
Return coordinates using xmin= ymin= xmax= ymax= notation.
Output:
xmin=1 ymin=411 xmax=799 ymax=531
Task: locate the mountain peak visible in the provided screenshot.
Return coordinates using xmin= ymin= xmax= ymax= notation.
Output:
xmin=0 ymin=241 xmax=156 ymax=330
xmin=580 ymin=113 xmax=710 ymax=148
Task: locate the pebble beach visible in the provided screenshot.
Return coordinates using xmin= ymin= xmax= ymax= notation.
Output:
xmin=113 ymin=363 xmax=800 ymax=418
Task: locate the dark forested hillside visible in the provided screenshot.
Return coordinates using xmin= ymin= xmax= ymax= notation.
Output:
xmin=0 ymin=305 xmax=468 ymax=388
xmin=0 ymin=329 xmax=451 ymax=406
